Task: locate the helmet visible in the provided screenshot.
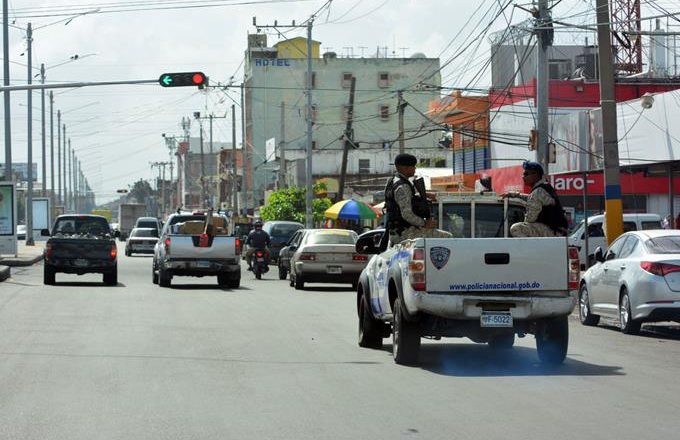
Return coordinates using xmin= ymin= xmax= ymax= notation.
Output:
xmin=254 ymin=220 xmax=263 ymax=227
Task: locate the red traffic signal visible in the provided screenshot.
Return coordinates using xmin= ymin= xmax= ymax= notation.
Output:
xmin=159 ymin=72 xmax=207 ymax=88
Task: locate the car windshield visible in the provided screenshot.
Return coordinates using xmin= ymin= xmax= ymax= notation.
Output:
xmin=270 ymin=224 xmax=303 ymax=237
xmin=306 ymin=230 xmax=357 ymax=245
xmin=137 ymin=220 xmax=158 ymax=229
xmin=645 ymin=236 xmax=680 ymax=254
xmin=53 ymin=216 xmax=110 ymax=236
xmin=132 ymin=229 xmax=158 ymax=238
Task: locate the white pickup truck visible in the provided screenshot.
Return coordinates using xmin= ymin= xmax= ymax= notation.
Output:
xmin=152 ymin=211 xmax=242 ymax=288
xmin=355 ymin=194 xmax=580 ymax=365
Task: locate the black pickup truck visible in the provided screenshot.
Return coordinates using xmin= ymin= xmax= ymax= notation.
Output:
xmin=43 ymin=214 xmax=119 ymax=285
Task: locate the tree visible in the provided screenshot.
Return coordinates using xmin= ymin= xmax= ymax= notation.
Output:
xmin=129 ymin=179 xmax=154 ymax=204
xmin=260 ymin=183 xmax=332 ymax=224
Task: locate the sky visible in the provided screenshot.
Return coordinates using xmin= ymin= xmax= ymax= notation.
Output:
xmin=1 ymin=0 xmax=673 ymax=204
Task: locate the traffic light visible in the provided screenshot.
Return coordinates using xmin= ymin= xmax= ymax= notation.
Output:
xmin=158 ymin=72 xmax=207 ymax=88
xmin=116 ymin=189 xmax=129 ymax=194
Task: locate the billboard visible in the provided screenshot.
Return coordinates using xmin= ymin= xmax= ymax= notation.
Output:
xmin=31 ymin=198 xmax=51 ymax=241
xmin=265 ymin=137 xmax=276 ymax=162
xmin=0 ymin=182 xmax=17 ymax=255
xmin=0 ymin=163 xmax=38 ymax=181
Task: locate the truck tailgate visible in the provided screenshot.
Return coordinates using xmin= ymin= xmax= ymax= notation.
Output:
xmin=51 ymin=239 xmax=114 ymax=259
xmin=425 ymin=237 xmax=568 ymax=292
xmin=167 ymin=235 xmax=236 ymax=260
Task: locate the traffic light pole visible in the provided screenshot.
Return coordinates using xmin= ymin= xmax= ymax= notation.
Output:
xmin=0 ymin=78 xmax=158 ymax=92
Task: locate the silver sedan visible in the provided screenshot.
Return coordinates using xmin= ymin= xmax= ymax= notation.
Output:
xmin=289 ymin=229 xmax=366 ymax=290
xmin=579 ymin=230 xmax=680 ymax=334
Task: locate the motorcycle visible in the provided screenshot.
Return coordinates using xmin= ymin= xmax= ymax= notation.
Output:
xmin=250 ymin=248 xmax=270 ymax=279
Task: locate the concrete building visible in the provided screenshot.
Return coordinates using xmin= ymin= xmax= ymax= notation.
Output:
xmin=244 ymin=34 xmax=445 ymax=205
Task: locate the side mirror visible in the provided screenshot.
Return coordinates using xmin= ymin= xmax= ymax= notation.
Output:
xmin=355 ymin=230 xmax=383 ymax=255
xmin=289 ymin=245 xmax=297 ymax=251
xmin=40 ymin=228 xmax=50 ymax=237
xmin=594 ymin=247 xmax=604 ymax=263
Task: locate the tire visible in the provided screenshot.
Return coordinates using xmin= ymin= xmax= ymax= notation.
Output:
xmin=392 ymin=298 xmax=420 ymax=365
xmin=620 ymin=289 xmax=641 ymax=335
xmin=278 ymin=264 xmax=288 ymax=280
xmin=488 ymin=333 xmax=515 ymax=350
xmin=351 ymin=280 xmax=359 ymax=291
xmin=152 ymin=264 xmax=159 ymax=285
xmin=125 ymin=249 xmax=131 ymax=257
xmin=255 ymin=271 xmax=262 ymax=280
xmin=43 ymin=264 xmax=56 ymax=285
xmin=579 ymin=284 xmax=600 ymax=326
xmin=294 ymin=272 xmax=304 ymax=290
xmin=358 ymin=294 xmax=383 ymax=349
xmin=103 ymin=268 xmax=118 ymax=286
xmin=217 ymin=274 xmax=228 ymax=286
xmin=536 ymin=315 xmax=569 ymax=365
xmin=227 ymin=278 xmax=240 ymax=289
xmin=158 ymin=266 xmax=172 ymax=288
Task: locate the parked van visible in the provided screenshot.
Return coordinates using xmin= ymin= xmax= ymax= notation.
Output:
xmin=568 ymin=213 xmax=662 ymax=267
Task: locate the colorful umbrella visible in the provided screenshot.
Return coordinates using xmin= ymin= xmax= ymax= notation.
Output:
xmin=324 ymin=199 xmax=381 ymax=221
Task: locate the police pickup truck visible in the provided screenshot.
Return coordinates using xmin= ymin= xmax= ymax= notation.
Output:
xmin=354 ymin=194 xmax=580 ymax=365
xmin=153 ymin=211 xmax=242 ymax=288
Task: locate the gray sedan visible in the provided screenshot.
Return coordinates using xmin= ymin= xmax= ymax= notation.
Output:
xmin=579 ymin=230 xmax=680 ymax=334
xmin=288 ymin=229 xmax=367 ymax=290
xmin=125 ymin=228 xmax=159 ymax=256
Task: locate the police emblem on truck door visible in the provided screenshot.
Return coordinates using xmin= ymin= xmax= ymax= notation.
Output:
xmin=430 ymin=246 xmax=450 ymax=270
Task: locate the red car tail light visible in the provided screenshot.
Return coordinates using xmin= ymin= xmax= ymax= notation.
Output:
xmin=352 ymin=254 xmax=368 ymax=261
xmin=640 ymin=261 xmax=680 ymax=276
xmin=408 ymin=247 xmax=426 ymax=291
xmin=45 ymin=242 xmax=53 ymax=258
xmin=235 ymin=238 xmax=242 ymax=255
xmin=110 ymin=244 xmax=118 ymax=259
xmin=256 ymin=250 xmax=264 ymax=257
xmin=299 ymin=253 xmax=316 ymax=261
xmin=164 ymin=237 xmax=171 ymax=252
xmin=567 ymin=246 xmax=580 ymax=290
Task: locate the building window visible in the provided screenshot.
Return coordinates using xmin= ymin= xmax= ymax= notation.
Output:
xmin=358 ymin=159 xmax=370 ymax=174
xmin=378 ymin=72 xmax=390 ymax=88
xmin=419 ymin=158 xmax=431 ymax=167
xmin=305 ymin=72 xmax=317 ymax=88
xmin=342 ymin=72 xmax=353 ymax=88
xmin=434 ymin=158 xmax=446 ymax=167
xmin=549 ymin=59 xmax=572 ymax=80
xmin=379 ymin=105 xmax=390 ymax=120
xmin=312 ymin=141 xmax=317 ymax=150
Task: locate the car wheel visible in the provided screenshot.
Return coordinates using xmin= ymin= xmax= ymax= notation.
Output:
xmin=351 ymin=280 xmax=359 ymax=291
xmin=392 ymin=298 xmax=420 ymax=365
xmin=294 ymin=272 xmax=304 ymax=290
xmin=536 ymin=315 xmax=569 ymax=365
xmin=103 ymin=268 xmax=118 ymax=286
xmin=43 ymin=264 xmax=56 ymax=285
xmin=255 ymin=271 xmax=262 ymax=280
xmin=620 ymin=289 xmax=641 ymax=335
xmin=579 ymin=284 xmax=600 ymax=326
xmin=217 ymin=274 xmax=230 ymax=286
xmin=488 ymin=333 xmax=515 ymax=350
xmin=158 ymin=266 xmax=172 ymax=288
xmin=358 ymin=294 xmax=383 ymax=349
xmin=227 ymin=278 xmax=240 ymax=289
xmin=278 ymin=263 xmax=288 ymax=280
xmin=152 ymin=264 xmax=159 ymax=284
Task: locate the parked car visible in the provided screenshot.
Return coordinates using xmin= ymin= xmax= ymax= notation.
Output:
xmin=288 ymin=229 xmax=366 ymax=290
xmin=17 ymin=224 xmax=26 ymax=240
xmin=579 ymin=230 xmax=680 ymax=334
xmin=277 ymin=228 xmax=306 ymax=279
xmin=125 ymin=227 xmax=159 ymax=256
xmin=569 ymin=213 xmax=662 ymax=268
xmin=262 ymin=220 xmax=304 ymax=263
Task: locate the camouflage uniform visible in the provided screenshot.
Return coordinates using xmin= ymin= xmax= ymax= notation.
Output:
xmin=388 ymin=174 xmax=452 ymax=244
xmin=509 ymin=178 xmax=560 ymax=238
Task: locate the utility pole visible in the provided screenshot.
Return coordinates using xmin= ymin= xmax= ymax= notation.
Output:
xmin=3 ymin=0 xmax=12 ymax=181
xmin=338 ymin=76 xmax=356 ymax=201
xmin=535 ymin=0 xmax=552 ymax=173
xmin=209 ymin=113 xmax=214 ymax=208
xmin=232 ymin=104 xmax=238 ymax=211
xmin=49 ymin=91 xmax=54 ymax=209
xmin=596 ymin=0 xmax=624 ymax=244
xmin=161 ymin=162 xmax=166 ymax=216
xmin=198 ymin=118 xmax=206 ymax=207
xmin=397 ymin=90 xmax=405 ymax=154
xmin=67 ymin=138 xmax=71 ymax=212
xmin=40 ymin=63 xmax=46 ymax=197
xmin=63 ymin=125 xmax=67 ymax=209
xmin=26 ymin=23 xmax=34 ymax=245
xmin=240 ymin=83 xmax=247 ymax=216
xmin=181 ymin=116 xmax=191 ymax=208
xmin=278 ymin=102 xmax=286 ymax=189
xmin=57 ymin=111 xmax=61 ymax=205
xmin=253 ymin=15 xmax=315 ymax=227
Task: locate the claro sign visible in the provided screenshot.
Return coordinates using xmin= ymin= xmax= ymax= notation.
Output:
xmin=548 ymin=175 xmax=595 ymax=192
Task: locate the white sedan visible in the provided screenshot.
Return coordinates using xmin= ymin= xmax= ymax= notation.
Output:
xmin=579 ymin=230 xmax=680 ymax=334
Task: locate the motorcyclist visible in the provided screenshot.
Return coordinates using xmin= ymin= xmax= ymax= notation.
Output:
xmin=245 ymin=220 xmax=271 ymax=271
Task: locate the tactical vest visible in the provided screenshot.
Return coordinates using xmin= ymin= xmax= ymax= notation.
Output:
xmin=384 ymin=175 xmax=431 ymax=234
xmin=533 ymin=183 xmax=569 ymax=234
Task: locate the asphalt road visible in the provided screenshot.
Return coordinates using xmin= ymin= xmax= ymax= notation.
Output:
xmin=1 ymin=245 xmax=680 ymax=439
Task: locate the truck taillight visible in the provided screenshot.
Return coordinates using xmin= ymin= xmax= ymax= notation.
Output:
xmin=164 ymin=237 xmax=171 ymax=252
xmin=568 ymin=246 xmax=580 ymax=290
xmin=110 ymin=244 xmax=118 ymax=259
xmin=409 ymin=247 xmax=426 ymax=291
xmin=45 ymin=242 xmax=53 ymax=258
xmin=235 ymin=238 xmax=242 ymax=255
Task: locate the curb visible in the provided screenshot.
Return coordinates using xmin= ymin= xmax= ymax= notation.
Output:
xmin=0 ymin=252 xmax=44 ymax=267
xmin=0 ymin=265 xmax=9 ymax=282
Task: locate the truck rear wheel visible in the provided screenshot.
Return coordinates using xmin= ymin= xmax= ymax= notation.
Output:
xmin=103 ymin=268 xmax=118 ymax=286
xmin=536 ymin=316 xmax=569 ymax=365
xmin=43 ymin=265 xmax=56 ymax=285
xmin=392 ymin=298 xmax=420 ymax=365
xmin=358 ymin=294 xmax=383 ymax=349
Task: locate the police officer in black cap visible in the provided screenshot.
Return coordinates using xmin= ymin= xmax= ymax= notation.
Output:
xmin=383 ymin=153 xmax=451 ymax=244
xmin=501 ymin=161 xmax=568 ymax=237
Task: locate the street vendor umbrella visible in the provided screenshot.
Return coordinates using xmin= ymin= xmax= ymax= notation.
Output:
xmin=325 ymin=199 xmax=381 ymax=221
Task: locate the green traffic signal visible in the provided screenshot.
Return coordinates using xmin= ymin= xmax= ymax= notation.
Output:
xmin=158 ymin=72 xmax=207 ymax=88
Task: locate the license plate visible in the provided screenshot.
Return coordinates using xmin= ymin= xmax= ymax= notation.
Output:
xmin=195 ymin=261 xmax=211 ymax=268
xmin=480 ymin=312 xmax=513 ymax=328
xmin=73 ymin=259 xmax=89 ymax=268
xmin=327 ymin=266 xmax=342 ymax=274
xmin=256 ymin=258 xmax=265 ymax=262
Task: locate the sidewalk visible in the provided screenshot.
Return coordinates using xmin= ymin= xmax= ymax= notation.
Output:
xmin=0 ymin=241 xmax=45 ymax=281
